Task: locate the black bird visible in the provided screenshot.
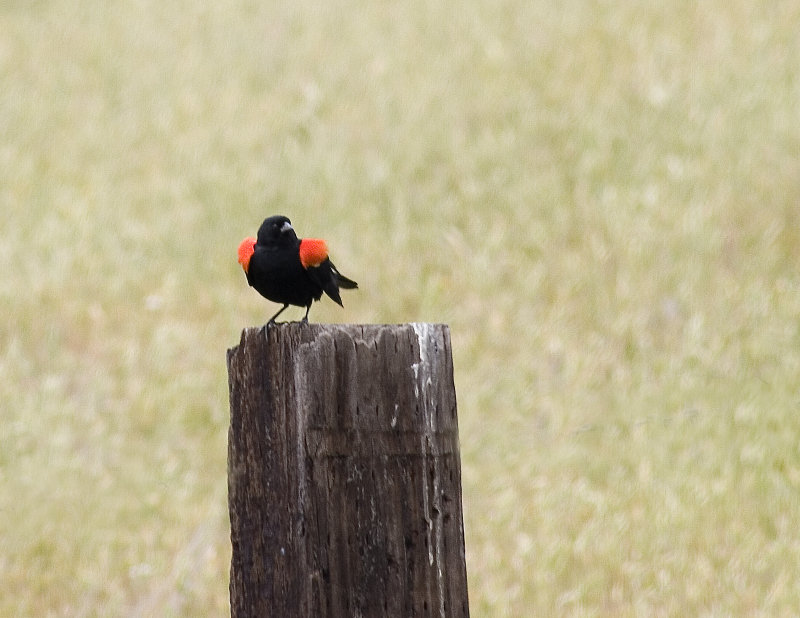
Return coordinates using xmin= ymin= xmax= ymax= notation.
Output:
xmin=238 ymin=215 xmax=358 ymax=323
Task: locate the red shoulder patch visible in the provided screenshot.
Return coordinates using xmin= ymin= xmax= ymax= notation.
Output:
xmin=237 ymin=237 xmax=256 ymax=273
xmin=299 ymin=238 xmax=329 ymax=269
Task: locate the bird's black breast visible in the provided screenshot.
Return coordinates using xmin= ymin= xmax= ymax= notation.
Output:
xmin=247 ymin=244 xmax=323 ymax=307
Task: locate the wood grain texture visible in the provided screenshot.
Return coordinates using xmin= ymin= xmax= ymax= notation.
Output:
xmin=227 ymin=323 xmax=469 ymax=618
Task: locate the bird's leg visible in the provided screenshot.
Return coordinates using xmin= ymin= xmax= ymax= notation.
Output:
xmin=301 ymin=304 xmax=311 ymax=324
xmin=267 ymin=304 xmax=290 ymax=324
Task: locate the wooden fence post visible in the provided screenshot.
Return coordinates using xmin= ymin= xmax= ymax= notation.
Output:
xmin=226 ymin=323 xmax=469 ymax=617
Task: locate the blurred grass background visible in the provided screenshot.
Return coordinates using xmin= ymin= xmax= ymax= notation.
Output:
xmin=2 ymin=0 xmax=800 ymax=615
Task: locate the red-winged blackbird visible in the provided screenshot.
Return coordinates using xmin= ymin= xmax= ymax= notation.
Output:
xmin=238 ymin=215 xmax=358 ymax=323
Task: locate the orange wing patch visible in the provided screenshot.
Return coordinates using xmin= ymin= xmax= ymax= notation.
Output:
xmin=238 ymin=237 xmax=256 ymax=273
xmin=299 ymin=238 xmax=329 ymax=269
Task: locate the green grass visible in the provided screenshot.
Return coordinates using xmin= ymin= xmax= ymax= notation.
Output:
xmin=3 ymin=0 xmax=800 ymax=615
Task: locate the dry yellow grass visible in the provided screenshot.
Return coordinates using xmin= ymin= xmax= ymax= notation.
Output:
xmin=3 ymin=0 xmax=800 ymax=615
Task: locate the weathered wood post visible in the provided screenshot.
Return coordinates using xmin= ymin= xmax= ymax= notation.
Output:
xmin=226 ymin=323 xmax=469 ymax=617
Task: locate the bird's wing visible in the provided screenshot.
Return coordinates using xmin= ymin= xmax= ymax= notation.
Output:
xmin=299 ymin=238 xmax=329 ymax=268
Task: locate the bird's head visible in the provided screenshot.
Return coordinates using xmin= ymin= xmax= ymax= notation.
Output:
xmin=257 ymin=215 xmax=298 ymax=247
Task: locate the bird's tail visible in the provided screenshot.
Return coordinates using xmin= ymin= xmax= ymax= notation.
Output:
xmin=330 ymin=261 xmax=358 ymax=289
xmin=336 ymin=273 xmax=358 ymax=289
